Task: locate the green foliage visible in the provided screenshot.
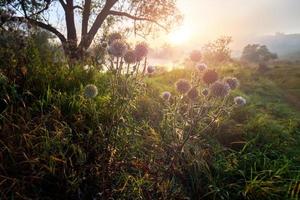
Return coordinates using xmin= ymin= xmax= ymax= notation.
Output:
xmin=241 ymin=44 xmax=278 ymax=63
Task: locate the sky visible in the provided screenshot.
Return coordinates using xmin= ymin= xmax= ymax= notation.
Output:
xmin=163 ymin=0 xmax=300 ymax=49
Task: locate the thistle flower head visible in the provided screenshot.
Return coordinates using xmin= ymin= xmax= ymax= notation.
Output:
xmin=202 ymin=88 xmax=209 ymax=96
xmin=234 ymin=96 xmax=247 ymax=106
xmin=187 ymin=87 xmax=199 ymax=101
xmin=108 ymin=39 xmax=128 ymax=57
xmin=209 ymin=81 xmax=230 ymax=98
xmin=196 ymin=63 xmax=207 ymax=71
xmin=124 ymin=50 xmax=137 ymax=64
xmin=108 ymin=33 xmax=122 ymax=45
xmin=224 ymin=77 xmax=239 ymax=90
xmin=84 ymin=84 xmax=98 ymax=98
xmin=147 ymin=66 xmax=155 ymax=74
xmin=135 ymin=42 xmax=149 ymax=61
xmin=161 ymin=91 xmax=171 ymax=101
xmin=190 ymin=50 xmax=202 ymax=62
xmin=202 ymin=69 xmax=219 ymax=84
xmin=175 ymin=79 xmax=191 ymax=94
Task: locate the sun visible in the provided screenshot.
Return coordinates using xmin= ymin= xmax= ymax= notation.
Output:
xmin=168 ymin=24 xmax=191 ymax=45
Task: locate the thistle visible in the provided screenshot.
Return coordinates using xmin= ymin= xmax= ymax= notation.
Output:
xmin=124 ymin=50 xmax=137 ymax=64
xmin=161 ymin=91 xmax=171 ymax=101
xmin=84 ymin=84 xmax=98 ymax=98
xmin=202 ymin=69 xmax=218 ymax=84
xmin=234 ymin=96 xmax=247 ymax=106
xmin=108 ymin=39 xmax=128 ymax=57
xmin=175 ymin=79 xmax=191 ymax=94
xmin=135 ymin=42 xmax=149 ymax=61
xmin=108 ymin=32 xmax=122 ymax=45
xmin=147 ymin=66 xmax=155 ymax=74
xmin=209 ymin=81 xmax=230 ymax=98
xmin=196 ymin=63 xmax=207 ymax=71
xmin=224 ymin=77 xmax=239 ymax=90
xmin=187 ymin=87 xmax=199 ymax=101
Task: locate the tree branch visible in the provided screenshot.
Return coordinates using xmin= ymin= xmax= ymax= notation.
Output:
xmin=81 ymin=0 xmax=91 ymax=39
xmin=10 ymin=16 xmax=67 ymax=44
xmin=108 ymin=10 xmax=168 ymax=32
xmin=58 ymin=0 xmax=66 ymax=11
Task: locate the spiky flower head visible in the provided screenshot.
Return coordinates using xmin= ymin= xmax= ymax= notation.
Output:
xmin=196 ymin=63 xmax=208 ymax=71
xmin=108 ymin=39 xmax=128 ymax=57
xmin=190 ymin=50 xmax=202 ymax=62
xmin=175 ymin=79 xmax=191 ymax=94
xmin=161 ymin=91 xmax=171 ymax=101
xmin=234 ymin=96 xmax=247 ymax=106
xmin=209 ymin=81 xmax=230 ymax=98
xmin=135 ymin=42 xmax=149 ymax=61
xmin=147 ymin=66 xmax=155 ymax=74
xmin=202 ymin=69 xmax=219 ymax=84
xmin=187 ymin=87 xmax=199 ymax=101
xmin=224 ymin=77 xmax=239 ymax=90
xmin=108 ymin=33 xmax=122 ymax=45
xmin=84 ymin=84 xmax=98 ymax=98
xmin=202 ymin=88 xmax=209 ymax=96
xmin=124 ymin=50 xmax=137 ymax=64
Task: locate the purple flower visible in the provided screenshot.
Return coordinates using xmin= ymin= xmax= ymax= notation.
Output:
xmin=147 ymin=66 xmax=155 ymax=74
xmin=224 ymin=77 xmax=240 ymax=90
xmin=161 ymin=91 xmax=171 ymax=101
xmin=175 ymin=79 xmax=191 ymax=94
xmin=187 ymin=87 xmax=199 ymax=101
xmin=202 ymin=88 xmax=209 ymax=96
xmin=202 ymin=69 xmax=219 ymax=84
xmin=108 ymin=39 xmax=128 ymax=57
xmin=108 ymin=33 xmax=122 ymax=45
xmin=196 ymin=63 xmax=208 ymax=71
xmin=124 ymin=50 xmax=137 ymax=64
xmin=84 ymin=84 xmax=98 ymax=98
xmin=135 ymin=42 xmax=148 ymax=61
xmin=209 ymin=81 xmax=230 ymax=98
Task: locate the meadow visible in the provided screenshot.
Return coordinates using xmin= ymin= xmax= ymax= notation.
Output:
xmin=0 ymin=29 xmax=299 ymax=200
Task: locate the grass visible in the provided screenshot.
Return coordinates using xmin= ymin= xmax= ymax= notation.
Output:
xmin=0 ymin=38 xmax=300 ymax=199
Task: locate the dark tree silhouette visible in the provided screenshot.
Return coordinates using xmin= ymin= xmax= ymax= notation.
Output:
xmin=0 ymin=0 xmax=180 ymax=61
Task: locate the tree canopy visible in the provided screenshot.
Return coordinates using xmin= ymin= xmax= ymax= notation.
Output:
xmin=0 ymin=0 xmax=181 ymax=60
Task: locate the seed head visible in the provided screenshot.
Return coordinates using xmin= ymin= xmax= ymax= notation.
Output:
xmin=202 ymin=69 xmax=218 ymax=84
xmin=147 ymin=66 xmax=155 ymax=74
xmin=234 ymin=96 xmax=247 ymax=106
xmin=209 ymin=81 xmax=230 ymax=98
xmin=84 ymin=84 xmax=98 ymax=98
xmin=108 ymin=39 xmax=128 ymax=57
xmin=187 ymin=87 xmax=199 ymax=101
xmin=196 ymin=63 xmax=207 ymax=71
xmin=108 ymin=33 xmax=122 ymax=45
xmin=161 ymin=91 xmax=171 ymax=101
xmin=124 ymin=50 xmax=137 ymax=64
xmin=224 ymin=77 xmax=239 ymax=90
xmin=135 ymin=42 xmax=149 ymax=61
xmin=175 ymin=79 xmax=191 ymax=94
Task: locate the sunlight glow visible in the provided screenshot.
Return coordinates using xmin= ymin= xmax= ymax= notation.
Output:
xmin=168 ymin=25 xmax=192 ymax=45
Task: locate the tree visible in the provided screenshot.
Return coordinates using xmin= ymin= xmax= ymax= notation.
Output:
xmin=241 ymin=44 xmax=278 ymax=63
xmin=0 ymin=0 xmax=181 ymax=61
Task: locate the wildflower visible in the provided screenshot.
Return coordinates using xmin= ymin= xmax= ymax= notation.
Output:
xmin=147 ymin=66 xmax=155 ymax=74
xmin=202 ymin=88 xmax=209 ymax=96
xmin=234 ymin=96 xmax=247 ymax=106
xmin=224 ymin=77 xmax=239 ymax=90
xmin=175 ymin=79 xmax=191 ymax=94
xmin=196 ymin=63 xmax=207 ymax=71
xmin=101 ymin=42 xmax=108 ymax=48
xmin=190 ymin=50 xmax=202 ymax=62
xmin=108 ymin=39 xmax=128 ymax=57
xmin=84 ymin=84 xmax=98 ymax=98
xmin=108 ymin=33 xmax=122 ymax=45
xmin=202 ymin=69 xmax=218 ymax=84
xmin=161 ymin=91 xmax=171 ymax=101
xmin=135 ymin=42 xmax=148 ymax=61
xmin=187 ymin=87 xmax=199 ymax=101
xmin=209 ymin=81 xmax=230 ymax=98
xmin=124 ymin=50 xmax=137 ymax=64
